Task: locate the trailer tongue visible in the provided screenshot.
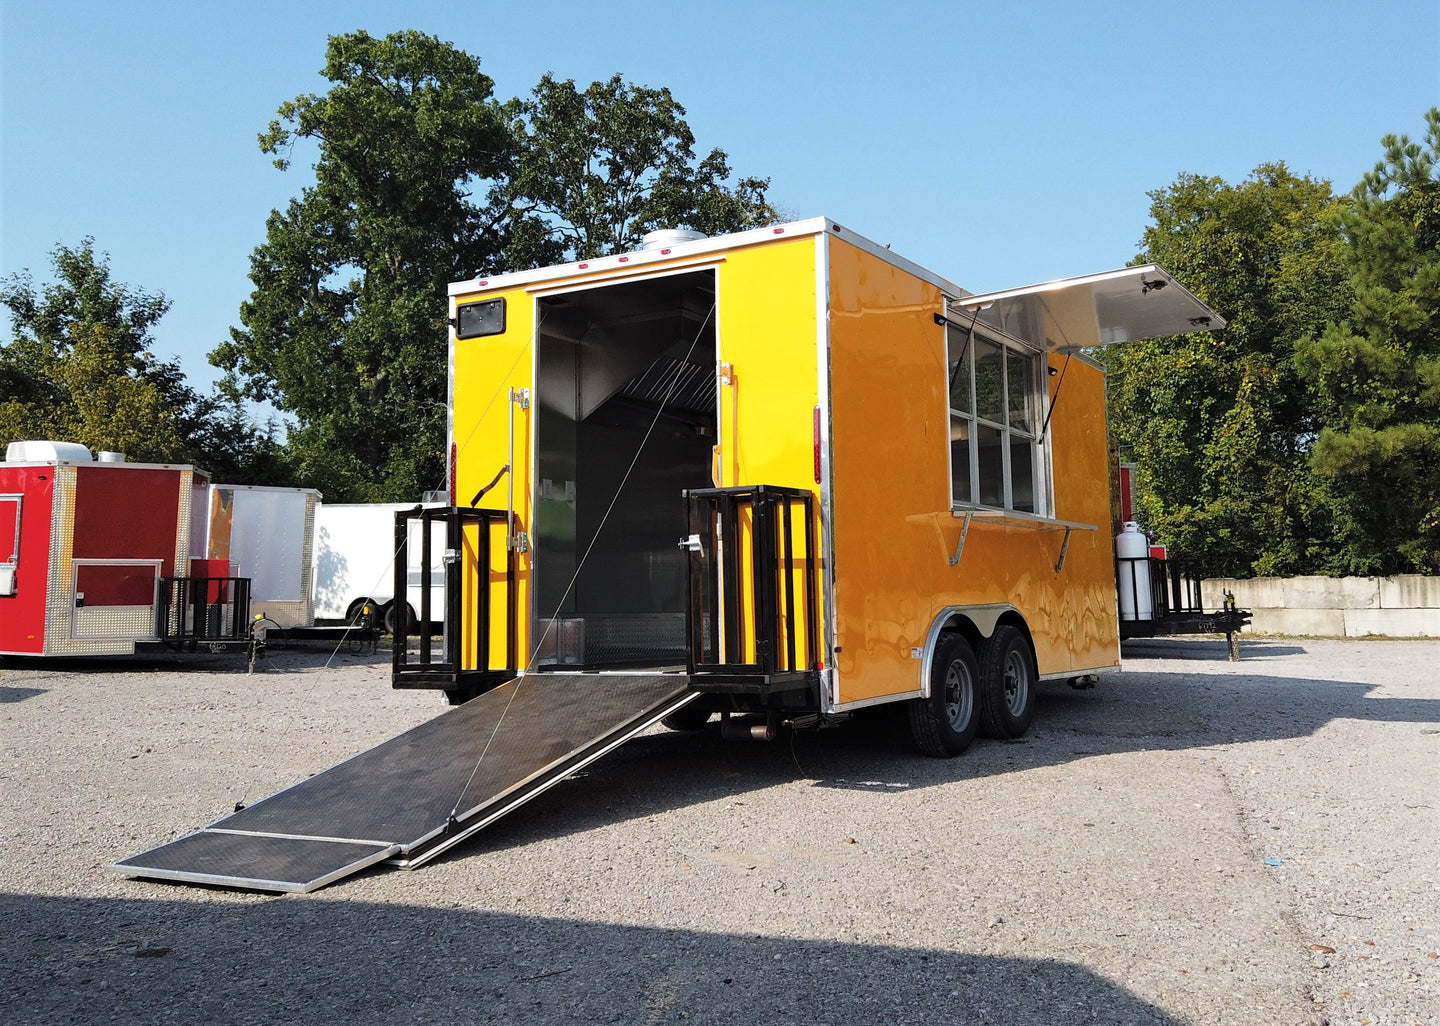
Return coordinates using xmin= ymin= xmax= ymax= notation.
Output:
xmin=111 ymin=673 xmax=696 ymax=893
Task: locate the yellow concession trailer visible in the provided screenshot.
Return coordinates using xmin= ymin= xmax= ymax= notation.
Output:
xmin=114 ymin=217 xmax=1225 ymax=893
xmin=396 ymin=217 xmax=1223 ymax=754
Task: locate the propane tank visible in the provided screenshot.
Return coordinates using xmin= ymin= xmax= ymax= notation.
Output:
xmin=1116 ymin=521 xmax=1154 ymax=621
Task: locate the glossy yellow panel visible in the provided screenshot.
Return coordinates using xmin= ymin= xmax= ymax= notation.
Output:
xmin=713 ymin=238 xmax=825 ymax=669
xmin=827 ymin=241 xmax=1120 ymax=707
xmin=715 ymin=237 xmax=820 ymax=490
xmin=451 ymin=285 xmax=534 ymax=669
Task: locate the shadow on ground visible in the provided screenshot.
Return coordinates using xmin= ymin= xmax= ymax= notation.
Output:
xmin=3 ymin=892 xmax=1183 ymax=1026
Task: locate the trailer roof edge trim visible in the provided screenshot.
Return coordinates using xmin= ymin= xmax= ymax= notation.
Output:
xmin=953 ymin=264 xmax=1227 ymax=352
xmin=447 ymin=216 xmax=964 ymax=298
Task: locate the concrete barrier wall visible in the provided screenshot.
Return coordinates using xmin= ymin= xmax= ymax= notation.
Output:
xmin=1204 ymin=575 xmax=1440 ymax=637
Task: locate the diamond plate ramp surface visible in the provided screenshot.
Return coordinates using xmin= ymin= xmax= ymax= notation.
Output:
xmin=111 ymin=673 xmax=694 ymax=892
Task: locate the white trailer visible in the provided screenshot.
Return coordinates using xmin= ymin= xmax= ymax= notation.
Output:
xmin=207 ymin=484 xmax=320 ymax=628
xmin=311 ymin=502 xmax=445 ymax=632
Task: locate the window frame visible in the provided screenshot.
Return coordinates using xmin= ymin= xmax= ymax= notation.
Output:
xmin=945 ymin=319 xmax=1052 ymax=518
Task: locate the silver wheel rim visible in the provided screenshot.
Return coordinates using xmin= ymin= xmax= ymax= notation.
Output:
xmin=1003 ymin=649 xmax=1030 ymax=715
xmin=944 ymin=659 xmax=974 ymax=730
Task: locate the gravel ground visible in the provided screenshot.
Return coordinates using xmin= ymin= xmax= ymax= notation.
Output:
xmin=2 ymin=638 xmax=1437 ymax=1025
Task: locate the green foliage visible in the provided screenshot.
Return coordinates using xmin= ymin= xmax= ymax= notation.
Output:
xmin=211 ymin=30 xmax=521 ymax=502
xmin=513 ymin=74 xmax=776 ymax=259
xmin=1111 ymin=110 xmax=1440 ymax=577
xmin=0 ymin=239 xmax=282 ymax=478
xmin=213 ymin=31 xmax=775 ymax=502
xmin=1103 ymin=165 xmax=1349 ymax=577
xmin=1293 ymin=109 xmax=1440 ymax=574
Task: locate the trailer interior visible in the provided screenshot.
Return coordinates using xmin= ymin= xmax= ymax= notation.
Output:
xmin=533 ymin=269 xmax=718 ymax=670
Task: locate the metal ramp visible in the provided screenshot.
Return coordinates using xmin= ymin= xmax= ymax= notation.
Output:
xmin=110 ymin=673 xmax=696 ymax=893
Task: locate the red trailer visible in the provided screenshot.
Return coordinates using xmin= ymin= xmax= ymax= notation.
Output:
xmin=0 ymin=441 xmax=249 ymax=657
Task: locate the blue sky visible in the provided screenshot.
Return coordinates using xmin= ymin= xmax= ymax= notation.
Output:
xmin=2 ymin=0 xmax=1437 ymax=398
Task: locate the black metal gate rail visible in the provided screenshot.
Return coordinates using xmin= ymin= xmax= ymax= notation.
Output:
xmin=684 ymin=485 xmax=820 ymax=694
xmin=155 ymin=576 xmax=252 ymax=650
xmin=392 ymin=505 xmax=515 ymax=693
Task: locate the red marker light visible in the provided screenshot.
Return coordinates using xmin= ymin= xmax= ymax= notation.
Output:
xmin=618 ymin=256 xmax=629 ymax=263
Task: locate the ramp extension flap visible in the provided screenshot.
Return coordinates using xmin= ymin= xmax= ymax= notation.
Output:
xmin=111 ymin=674 xmax=695 ymax=893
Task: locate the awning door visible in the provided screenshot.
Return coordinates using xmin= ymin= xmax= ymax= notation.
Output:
xmin=952 ymin=264 xmax=1225 ymax=353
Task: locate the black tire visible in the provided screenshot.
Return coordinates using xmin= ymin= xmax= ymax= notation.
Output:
xmin=660 ymin=701 xmax=712 ymax=731
xmin=383 ymin=602 xmax=415 ymax=636
xmin=977 ymin=624 xmax=1037 ymax=739
xmin=346 ymin=597 xmax=379 ymax=626
xmin=908 ymin=633 xmax=980 ymax=757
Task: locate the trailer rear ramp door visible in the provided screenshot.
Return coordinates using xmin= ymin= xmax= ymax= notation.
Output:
xmin=111 ymin=673 xmax=696 ymax=893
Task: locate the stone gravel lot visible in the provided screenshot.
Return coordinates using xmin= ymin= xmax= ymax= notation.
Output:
xmin=2 ymin=638 xmax=1437 ymax=1025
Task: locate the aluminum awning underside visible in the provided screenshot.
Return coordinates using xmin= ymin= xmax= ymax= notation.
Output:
xmin=954 ymin=264 xmax=1226 ymax=352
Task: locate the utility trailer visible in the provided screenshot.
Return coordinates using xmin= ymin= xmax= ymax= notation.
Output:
xmin=0 ymin=441 xmax=250 ymax=657
xmin=115 ymin=217 xmax=1224 ymax=892
xmin=311 ymin=500 xmax=446 ymax=633
xmin=1115 ymin=522 xmax=1252 ymax=659
xmin=206 ymin=483 xmax=319 ymax=628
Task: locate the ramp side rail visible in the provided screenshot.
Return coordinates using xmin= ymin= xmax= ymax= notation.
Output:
xmin=684 ymin=485 xmax=820 ymax=692
xmin=392 ymin=505 xmax=516 ymax=693
xmin=155 ymin=576 xmax=253 ymax=650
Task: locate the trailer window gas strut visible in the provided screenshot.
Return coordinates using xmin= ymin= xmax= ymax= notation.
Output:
xmin=1041 ymin=353 xmax=1072 ymax=436
xmin=469 ymin=464 xmax=509 ymax=507
xmin=935 ymin=306 xmax=982 ymax=397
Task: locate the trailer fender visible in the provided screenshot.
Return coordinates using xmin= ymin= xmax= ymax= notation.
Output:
xmin=918 ymin=604 xmax=1027 ymax=698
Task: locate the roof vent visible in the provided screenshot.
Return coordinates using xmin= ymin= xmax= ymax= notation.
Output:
xmin=97 ymin=451 xmax=127 ymax=463
xmin=641 ymin=229 xmax=707 ymax=251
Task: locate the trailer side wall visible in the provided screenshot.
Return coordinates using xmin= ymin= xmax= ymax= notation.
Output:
xmin=826 ymin=238 xmax=1118 ymax=707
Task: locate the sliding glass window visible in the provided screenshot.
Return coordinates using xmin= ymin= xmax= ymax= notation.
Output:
xmin=947 ymin=322 xmax=1046 ymax=515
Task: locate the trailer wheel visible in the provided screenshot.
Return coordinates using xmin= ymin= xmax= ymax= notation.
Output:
xmin=383 ymin=602 xmax=415 ymax=636
xmin=977 ymin=625 xmax=1036 ymax=739
xmin=908 ymin=633 xmax=979 ymax=757
xmin=346 ymin=598 xmax=379 ymax=626
xmin=661 ymin=702 xmax=712 ymax=731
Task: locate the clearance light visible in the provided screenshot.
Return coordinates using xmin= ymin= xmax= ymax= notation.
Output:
xmin=772 ymin=227 xmax=785 ymax=235
xmin=618 ymin=256 xmax=630 ymax=263
xmin=578 ymin=263 xmax=589 ymax=269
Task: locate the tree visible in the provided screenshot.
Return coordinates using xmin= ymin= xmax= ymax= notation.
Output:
xmin=1294 ymin=109 xmax=1440 ymax=574
xmin=512 ymin=73 xmax=775 ymax=259
xmin=0 ymin=239 xmax=281 ymax=476
xmin=210 ymin=30 xmax=522 ymax=502
xmin=212 ymin=33 xmax=775 ymax=501
xmin=1103 ymin=164 xmax=1350 ymax=577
